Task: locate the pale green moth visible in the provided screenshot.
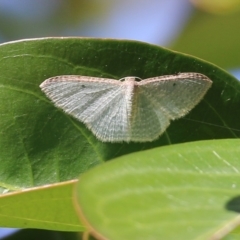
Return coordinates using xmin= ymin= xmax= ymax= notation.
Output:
xmin=40 ymin=73 xmax=212 ymax=142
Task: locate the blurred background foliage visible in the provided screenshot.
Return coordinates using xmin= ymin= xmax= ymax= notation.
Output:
xmin=172 ymin=10 xmax=240 ymax=69
xmin=0 ymin=0 xmax=240 ymax=239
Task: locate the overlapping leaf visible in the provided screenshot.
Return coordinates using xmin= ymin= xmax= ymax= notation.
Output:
xmin=76 ymin=139 xmax=240 ymax=240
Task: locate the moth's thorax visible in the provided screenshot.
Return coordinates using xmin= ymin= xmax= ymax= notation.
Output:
xmin=122 ymin=77 xmax=139 ymax=92
xmin=121 ymin=77 xmax=139 ymax=126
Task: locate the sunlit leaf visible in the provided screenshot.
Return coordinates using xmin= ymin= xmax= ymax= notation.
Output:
xmin=76 ymin=139 xmax=240 ymax=240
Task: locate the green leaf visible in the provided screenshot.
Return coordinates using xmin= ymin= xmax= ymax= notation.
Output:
xmin=0 ymin=38 xmax=239 ymax=190
xmin=75 ymin=139 xmax=240 ymax=240
xmin=0 ymin=180 xmax=83 ymax=231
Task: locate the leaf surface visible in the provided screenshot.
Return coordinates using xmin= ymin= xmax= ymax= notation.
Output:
xmin=76 ymin=139 xmax=240 ymax=240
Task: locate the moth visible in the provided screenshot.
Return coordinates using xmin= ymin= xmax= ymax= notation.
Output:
xmin=40 ymin=73 xmax=212 ymax=142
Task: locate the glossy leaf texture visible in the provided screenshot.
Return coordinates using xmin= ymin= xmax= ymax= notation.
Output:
xmin=75 ymin=139 xmax=240 ymax=240
xmin=0 ymin=38 xmax=239 ymax=190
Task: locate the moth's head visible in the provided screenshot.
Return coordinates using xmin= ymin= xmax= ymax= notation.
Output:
xmin=120 ymin=76 xmax=142 ymax=82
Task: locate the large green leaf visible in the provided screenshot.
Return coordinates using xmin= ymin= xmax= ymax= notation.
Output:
xmin=0 ymin=38 xmax=239 ymax=189
xmin=75 ymin=139 xmax=240 ymax=240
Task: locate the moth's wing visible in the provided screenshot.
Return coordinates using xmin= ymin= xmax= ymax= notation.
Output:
xmin=130 ymin=73 xmax=212 ymax=141
xmin=40 ymin=75 xmax=130 ymax=142
xmin=140 ymin=73 xmax=212 ymax=119
xmin=130 ymin=91 xmax=170 ymax=142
